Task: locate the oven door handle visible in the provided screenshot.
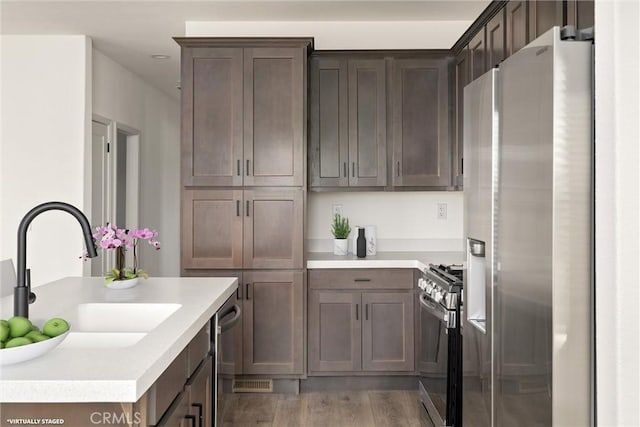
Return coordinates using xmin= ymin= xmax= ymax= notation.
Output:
xmin=218 ymin=304 xmax=242 ymax=333
xmin=419 ymin=292 xmax=448 ymax=325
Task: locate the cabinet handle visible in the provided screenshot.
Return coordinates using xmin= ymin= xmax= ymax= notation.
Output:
xmin=461 ymin=157 xmax=464 ymax=174
xmin=184 ymin=415 xmax=196 ymax=427
xmin=343 ymin=162 xmax=347 ymax=177
xmin=354 ymin=278 xmax=371 ymax=282
xmin=365 ymin=304 xmax=369 ymax=320
xmin=246 ymin=283 xmax=251 ymax=300
xmin=397 ymin=161 xmax=400 ymax=177
xmin=246 ymin=200 xmax=250 ymax=217
xmin=246 ymin=159 xmax=250 ymax=176
xmin=356 ymin=303 xmax=359 ymax=320
xmin=237 ymin=159 xmax=241 ymax=176
xmin=236 ymin=286 xmax=241 ymax=300
xmin=352 ymin=162 xmax=355 ymax=177
xmin=236 ymin=200 xmax=240 ymax=217
xmin=191 ymin=403 xmax=203 ymax=427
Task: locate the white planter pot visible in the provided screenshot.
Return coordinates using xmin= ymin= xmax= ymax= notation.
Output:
xmin=106 ymin=276 xmax=141 ymax=290
xmin=333 ymin=239 xmax=348 ymax=256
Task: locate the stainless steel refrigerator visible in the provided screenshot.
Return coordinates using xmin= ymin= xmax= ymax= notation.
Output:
xmin=462 ymin=27 xmax=593 ymax=426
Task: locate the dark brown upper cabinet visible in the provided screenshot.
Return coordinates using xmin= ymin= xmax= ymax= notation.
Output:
xmin=528 ymin=0 xmax=563 ymax=42
xmin=181 ymin=48 xmax=243 ymax=187
xmin=391 ymin=57 xmax=451 ymax=187
xmin=182 ymin=188 xmax=303 ymax=270
xmin=486 ymin=9 xmax=506 ymax=68
xmin=468 ymin=28 xmax=487 ymax=81
xmin=453 ymin=49 xmax=470 ymax=188
xmin=566 ymin=0 xmax=594 ymax=30
xmin=308 ymin=57 xmax=349 ymax=187
xmin=177 ymin=39 xmax=310 ymax=188
xmin=243 ymin=48 xmax=305 ymax=187
xmin=308 ymin=56 xmax=387 ymax=189
xmin=506 ymin=0 xmax=529 ymax=57
xmin=348 ymin=59 xmax=387 ymax=187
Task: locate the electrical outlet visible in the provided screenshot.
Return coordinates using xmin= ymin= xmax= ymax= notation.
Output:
xmin=332 ymin=204 xmax=343 ymax=220
xmin=437 ymin=203 xmax=447 ymax=220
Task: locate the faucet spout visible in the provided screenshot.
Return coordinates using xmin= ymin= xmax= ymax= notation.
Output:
xmin=14 ymin=201 xmax=98 ymax=318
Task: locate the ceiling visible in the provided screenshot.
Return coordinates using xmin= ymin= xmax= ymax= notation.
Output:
xmin=1 ymin=1 xmax=490 ymax=100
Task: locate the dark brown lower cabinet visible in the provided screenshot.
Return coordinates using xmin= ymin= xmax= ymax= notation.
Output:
xmin=362 ymin=292 xmax=414 ymax=371
xmin=243 ymin=270 xmax=304 ymax=375
xmin=309 ymin=289 xmax=414 ymax=374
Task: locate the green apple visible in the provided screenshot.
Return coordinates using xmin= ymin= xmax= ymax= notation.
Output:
xmin=0 ymin=341 xmax=4 ymax=349
xmin=30 ymin=324 xmax=41 ymax=333
xmin=42 ymin=318 xmax=69 ymax=337
xmin=25 ymin=330 xmax=50 ymax=342
xmin=0 ymin=322 xmax=9 ymax=342
xmin=8 ymin=316 xmax=32 ymax=338
xmin=5 ymin=336 xmax=33 ymax=348
xmin=0 ymin=319 xmax=8 ymax=328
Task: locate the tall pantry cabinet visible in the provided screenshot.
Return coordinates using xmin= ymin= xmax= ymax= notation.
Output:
xmin=176 ymin=38 xmax=312 ymax=377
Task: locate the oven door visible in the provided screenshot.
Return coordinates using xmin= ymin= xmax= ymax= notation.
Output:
xmin=214 ymin=298 xmax=241 ymax=427
xmin=418 ymin=291 xmax=455 ymax=427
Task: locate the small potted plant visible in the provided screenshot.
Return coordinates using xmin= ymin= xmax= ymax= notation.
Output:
xmin=90 ymin=224 xmax=160 ymax=289
xmin=331 ymin=214 xmax=351 ymax=256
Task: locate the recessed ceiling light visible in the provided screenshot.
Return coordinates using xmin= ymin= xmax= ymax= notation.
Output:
xmin=151 ymin=54 xmax=170 ymax=60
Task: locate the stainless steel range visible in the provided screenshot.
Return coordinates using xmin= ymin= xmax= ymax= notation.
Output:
xmin=418 ymin=264 xmax=463 ymax=427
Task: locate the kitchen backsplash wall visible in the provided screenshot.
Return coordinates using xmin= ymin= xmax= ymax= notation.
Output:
xmin=308 ymin=192 xmax=463 ymax=252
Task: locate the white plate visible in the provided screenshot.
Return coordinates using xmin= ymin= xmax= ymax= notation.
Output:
xmin=0 ymin=328 xmax=70 ymax=366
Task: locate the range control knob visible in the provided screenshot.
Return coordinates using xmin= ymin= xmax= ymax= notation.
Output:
xmin=418 ymin=278 xmax=426 ymax=290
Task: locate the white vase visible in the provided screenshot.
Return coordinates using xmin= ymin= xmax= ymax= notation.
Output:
xmin=106 ymin=276 xmax=141 ymax=290
xmin=333 ymin=239 xmax=348 ymax=256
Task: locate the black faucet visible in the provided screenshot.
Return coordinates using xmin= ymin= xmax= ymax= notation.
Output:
xmin=14 ymin=201 xmax=98 ymax=318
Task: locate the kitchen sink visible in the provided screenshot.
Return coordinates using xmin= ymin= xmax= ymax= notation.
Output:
xmin=64 ymin=303 xmax=181 ymax=332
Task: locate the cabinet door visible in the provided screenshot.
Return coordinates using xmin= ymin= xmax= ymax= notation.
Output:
xmin=566 ymin=0 xmax=594 ymax=30
xmin=392 ymin=58 xmax=451 ymax=187
xmin=487 ymin=9 xmax=506 ymax=68
xmin=182 ymin=189 xmax=243 ymax=269
xmin=187 ymin=355 xmax=212 ymax=427
xmin=348 ymin=59 xmax=387 ymax=187
xmin=468 ymin=28 xmax=487 ymax=81
xmin=362 ymin=292 xmax=414 ymax=371
xmin=309 ymin=57 xmax=349 ymax=187
xmin=243 ymin=48 xmax=304 ymax=186
xmin=243 ymin=188 xmax=304 ymax=269
xmin=453 ymin=49 xmax=470 ymax=188
xmin=182 ymin=48 xmax=243 ymax=187
xmin=308 ymin=290 xmax=362 ymax=372
xmin=506 ymin=0 xmax=529 ymax=57
xmin=242 ymin=271 xmax=304 ymax=374
xmin=528 ymin=0 xmax=563 ymax=42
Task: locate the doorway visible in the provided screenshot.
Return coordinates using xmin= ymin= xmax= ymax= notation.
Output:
xmin=90 ymin=116 xmax=140 ymax=276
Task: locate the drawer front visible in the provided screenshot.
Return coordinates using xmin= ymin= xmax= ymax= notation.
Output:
xmin=309 ymin=269 xmax=414 ymax=290
xmin=187 ymin=325 xmax=210 ymax=378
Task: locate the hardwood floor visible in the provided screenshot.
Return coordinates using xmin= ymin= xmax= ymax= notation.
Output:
xmin=219 ymin=390 xmax=434 ymax=427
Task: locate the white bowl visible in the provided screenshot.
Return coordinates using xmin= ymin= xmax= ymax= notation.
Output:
xmin=106 ymin=277 xmax=140 ymax=290
xmin=0 ymin=328 xmax=71 ymax=366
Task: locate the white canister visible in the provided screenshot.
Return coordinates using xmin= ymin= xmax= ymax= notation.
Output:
xmin=351 ymin=227 xmax=361 ymax=255
xmin=364 ymin=225 xmax=377 ymax=255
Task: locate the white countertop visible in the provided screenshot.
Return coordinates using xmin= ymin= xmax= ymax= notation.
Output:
xmin=307 ymin=251 xmax=464 ymax=271
xmin=0 ymin=276 xmax=237 ymax=403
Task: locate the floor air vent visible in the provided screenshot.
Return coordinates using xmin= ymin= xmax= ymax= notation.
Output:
xmin=232 ymin=379 xmax=273 ymax=393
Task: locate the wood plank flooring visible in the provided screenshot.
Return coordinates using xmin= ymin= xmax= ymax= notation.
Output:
xmin=219 ymin=391 xmax=434 ymax=427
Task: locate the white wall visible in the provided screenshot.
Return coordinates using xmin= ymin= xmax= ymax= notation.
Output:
xmin=186 ymin=21 xmax=471 ymax=49
xmin=92 ymin=49 xmax=180 ymax=277
xmin=308 ymin=192 xmax=463 ymax=252
xmin=595 ymin=1 xmax=640 ymax=425
xmin=0 ymin=35 xmax=91 ymax=288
